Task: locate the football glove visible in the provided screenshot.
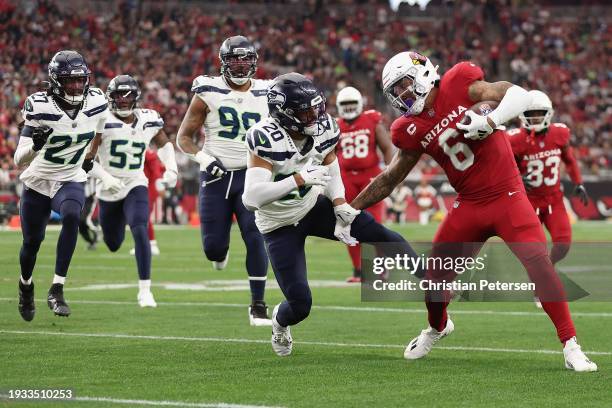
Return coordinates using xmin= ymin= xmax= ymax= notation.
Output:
xmin=195 ymin=151 xmax=226 ymax=178
xmin=574 ymin=184 xmax=588 ymax=206
xmin=32 ymin=125 xmax=53 ymax=151
xmin=456 ymin=111 xmax=494 ymax=141
xmin=82 ymin=158 xmax=94 ymax=173
xmin=100 ymin=174 xmax=125 ymax=194
xmin=298 ymin=160 xmax=331 ymax=187
xmin=333 ymin=203 xmax=361 ymax=246
xmin=162 ymin=169 xmax=178 ymax=188
xmin=334 ymin=222 xmax=358 ymax=246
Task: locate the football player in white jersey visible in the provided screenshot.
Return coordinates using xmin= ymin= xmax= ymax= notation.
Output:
xmin=13 ymin=50 xmax=107 ymax=320
xmin=88 ymin=74 xmax=178 ymax=307
xmin=242 ymin=73 xmax=420 ymax=356
xmin=177 ymin=35 xmax=271 ymax=325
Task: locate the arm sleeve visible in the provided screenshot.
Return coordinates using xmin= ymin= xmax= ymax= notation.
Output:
xmin=157 ymin=142 xmax=178 ymax=174
xmin=487 ymin=85 xmax=533 ymax=126
xmin=324 ymin=158 xmax=345 ymax=201
xmin=14 ymin=135 xmax=37 ymax=166
xmin=242 ymin=166 xmax=298 ymax=211
xmin=561 ymin=145 xmax=583 ymax=185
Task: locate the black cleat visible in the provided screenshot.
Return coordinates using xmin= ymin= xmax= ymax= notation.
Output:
xmin=18 ymin=281 xmax=35 ymax=322
xmin=249 ymin=300 xmax=272 ymax=326
xmin=47 ymin=283 xmax=71 ymax=317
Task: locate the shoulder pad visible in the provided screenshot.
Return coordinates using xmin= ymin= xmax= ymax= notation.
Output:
xmin=246 ymin=119 xmax=294 ymax=162
xmin=138 ymin=108 xmax=164 ymax=130
xmin=250 ymin=79 xmax=273 ymax=97
xmin=83 ymin=88 xmax=108 ymax=117
xmin=315 ymin=115 xmax=340 ymax=153
xmin=191 ymin=75 xmax=229 ymax=94
xmin=23 ymin=92 xmax=62 ymax=122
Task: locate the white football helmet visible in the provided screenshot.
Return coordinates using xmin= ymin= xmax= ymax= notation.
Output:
xmin=336 ymin=86 xmax=363 ymax=120
xmin=519 ymin=90 xmax=554 ymax=133
xmin=382 ymin=51 xmax=439 ymax=115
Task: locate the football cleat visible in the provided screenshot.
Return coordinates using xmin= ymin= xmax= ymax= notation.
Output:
xmin=212 ymin=254 xmax=229 ymax=270
xmin=346 ymin=276 xmax=362 ymax=283
xmin=563 ymin=337 xmax=598 ymax=372
xmin=249 ymin=301 xmax=272 ymax=326
xmin=18 ymin=281 xmax=35 ymax=322
xmin=271 ymin=304 xmax=292 ymax=356
xmin=150 ymin=241 xmax=160 ymax=256
xmin=47 ymin=283 xmax=71 ymax=317
xmin=404 ymin=317 xmax=454 ymax=360
xmin=534 ymin=297 xmax=543 ymax=309
xmin=137 ymin=290 xmax=157 ymax=308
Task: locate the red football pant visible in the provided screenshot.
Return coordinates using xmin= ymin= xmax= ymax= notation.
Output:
xmin=426 ymin=191 xmax=576 ymax=343
xmin=531 ymin=196 xmax=572 ymax=264
xmin=342 ymin=167 xmax=384 ymax=272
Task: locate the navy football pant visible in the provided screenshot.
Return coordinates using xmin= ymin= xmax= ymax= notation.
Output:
xmin=199 ymin=170 xmax=268 ymax=302
xmin=264 ymin=195 xmax=418 ymax=327
xmin=99 ymin=186 xmax=151 ymax=280
xmin=19 ymin=182 xmax=85 ymax=280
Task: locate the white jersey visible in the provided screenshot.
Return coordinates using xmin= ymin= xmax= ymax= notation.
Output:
xmin=96 ymin=108 xmax=164 ymax=201
xmin=245 ymin=114 xmax=340 ymax=234
xmin=192 ymin=75 xmax=271 ymax=171
xmin=19 ymin=88 xmax=108 ymax=197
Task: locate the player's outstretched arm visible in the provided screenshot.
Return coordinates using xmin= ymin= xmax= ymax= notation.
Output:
xmin=153 ymin=129 xmax=178 ymax=188
xmin=375 ymin=122 xmax=395 ymax=165
xmin=351 ymin=149 xmax=420 ymax=210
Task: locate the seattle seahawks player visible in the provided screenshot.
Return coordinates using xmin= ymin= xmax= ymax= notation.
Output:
xmin=177 ymin=35 xmax=271 ymax=325
xmin=14 ymin=50 xmax=107 ymax=320
xmin=89 ymin=74 xmax=178 ymax=307
xmin=242 ymin=73 xmax=420 ymax=356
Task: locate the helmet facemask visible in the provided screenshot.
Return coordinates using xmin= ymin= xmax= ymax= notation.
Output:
xmin=520 ymin=108 xmax=554 ymax=133
xmin=109 ymin=89 xmax=139 ymax=117
xmin=52 ymin=74 xmax=89 ymax=106
xmin=385 ymin=72 xmax=430 ymax=116
xmin=221 ymin=51 xmax=258 ymax=86
xmin=337 ymin=100 xmax=362 ymax=120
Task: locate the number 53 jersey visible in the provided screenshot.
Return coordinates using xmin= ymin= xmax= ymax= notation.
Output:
xmin=192 ymin=75 xmax=271 ymax=171
xmin=20 ymin=88 xmax=108 ymax=196
xmin=96 ymin=108 xmax=164 ymax=201
xmin=390 ymin=62 xmax=522 ymax=201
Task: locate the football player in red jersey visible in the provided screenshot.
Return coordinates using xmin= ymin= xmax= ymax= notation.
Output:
xmin=509 ymin=90 xmax=588 ymax=266
xmin=335 ymin=86 xmax=394 ymax=282
xmin=349 ymin=51 xmax=596 ymax=371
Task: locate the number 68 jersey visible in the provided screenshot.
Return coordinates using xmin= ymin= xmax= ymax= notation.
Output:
xmin=20 ymin=88 xmax=108 ymax=197
xmin=245 ymin=115 xmax=340 ymax=234
xmin=96 ymin=108 xmax=164 ymax=201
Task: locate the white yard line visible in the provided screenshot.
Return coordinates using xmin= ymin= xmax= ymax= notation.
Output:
xmin=1 ymin=329 xmax=611 ymax=356
xmin=0 ymin=297 xmax=610 ymax=317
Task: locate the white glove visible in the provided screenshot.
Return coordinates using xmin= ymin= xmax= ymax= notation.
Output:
xmin=195 ymin=151 xmax=226 ymax=178
xmin=299 ymin=159 xmax=331 ymax=187
xmin=333 ymin=203 xmax=361 ymax=246
xmin=162 ymin=169 xmax=178 ymax=188
xmin=101 ymin=174 xmax=125 ymax=194
xmin=456 ymin=111 xmax=494 ymax=140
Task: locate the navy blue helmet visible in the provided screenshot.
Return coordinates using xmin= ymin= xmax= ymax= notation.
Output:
xmin=267 ymin=73 xmax=327 ymax=136
xmin=219 ymin=35 xmax=258 ymax=86
xmin=48 ymin=50 xmax=91 ymax=106
xmin=106 ymin=74 xmax=141 ymax=117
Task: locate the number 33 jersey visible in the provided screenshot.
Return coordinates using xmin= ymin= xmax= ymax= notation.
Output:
xmin=192 ymin=75 xmax=271 ymax=171
xmin=391 ymin=62 xmax=522 ymax=201
xmin=245 ymin=115 xmax=340 ymax=234
xmin=96 ymin=108 xmax=164 ymax=201
xmin=20 ymin=88 xmax=108 ymax=196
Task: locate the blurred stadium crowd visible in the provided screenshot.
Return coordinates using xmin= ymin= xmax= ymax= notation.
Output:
xmin=0 ymin=0 xmax=609 ymax=222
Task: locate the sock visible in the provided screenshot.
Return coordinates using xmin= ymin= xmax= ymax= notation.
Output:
xmin=139 ymin=279 xmax=151 ymax=292
xmin=348 ymin=244 xmax=361 ymax=271
xmin=249 ymin=277 xmax=266 ymax=303
xmin=150 ymin=240 xmax=157 ymax=247
xmin=20 ymin=276 xmax=32 ymax=285
xmin=53 ymin=274 xmax=66 ymax=285
xmin=425 ymin=290 xmax=451 ymax=331
xmin=541 ymin=301 xmax=576 ymax=343
xmin=131 ymin=224 xmax=151 ymax=280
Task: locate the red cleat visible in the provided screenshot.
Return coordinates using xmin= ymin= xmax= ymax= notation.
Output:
xmin=346 ymin=276 xmax=362 ymax=283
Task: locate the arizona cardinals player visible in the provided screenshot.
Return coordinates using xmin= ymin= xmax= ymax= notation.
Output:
xmin=335 ymin=86 xmax=394 ymax=282
xmin=508 ymin=90 xmax=587 ymax=265
xmin=350 ymin=51 xmax=596 ymax=371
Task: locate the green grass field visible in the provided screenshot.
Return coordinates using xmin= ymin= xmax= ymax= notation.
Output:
xmin=1 ymin=221 xmax=611 ymax=408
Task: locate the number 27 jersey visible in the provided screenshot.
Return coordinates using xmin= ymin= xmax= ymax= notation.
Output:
xmin=96 ymin=108 xmax=164 ymax=201
xmin=391 ymin=62 xmax=521 ymax=200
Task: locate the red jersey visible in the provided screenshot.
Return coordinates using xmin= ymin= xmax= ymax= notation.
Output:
xmin=337 ymin=109 xmax=383 ymax=171
xmin=144 ymin=149 xmax=162 ymax=190
xmin=508 ymin=123 xmax=582 ymax=201
xmin=391 ymin=62 xmax=522 ymax=200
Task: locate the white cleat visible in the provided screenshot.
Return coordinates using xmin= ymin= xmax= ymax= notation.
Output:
xmin=137 ymin=290 xmax=157 ymax=308
xmin=534 ymin=297 xmax=543 ymax=309
xmin=271 ymin=304 xmax=292 ymax=356
xmin=249 ymin=302 xmax=272 ymax=326
xmin=130 ymin=241 xmax=160 ymax=256
xmin=404 ymin=317 xmax=454 ymax=360
xmin=564 ymin=337 xmax=597 ymax=372
xmin=212 ymin=254 xmax=229 ymax=270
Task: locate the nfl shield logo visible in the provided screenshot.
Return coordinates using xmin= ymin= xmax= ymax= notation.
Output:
xmin=539 ymin=142 xmax=545 ymax=148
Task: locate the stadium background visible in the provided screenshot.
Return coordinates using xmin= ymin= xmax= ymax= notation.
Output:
xmin=0 ymin=0 xmax=610 ymax=225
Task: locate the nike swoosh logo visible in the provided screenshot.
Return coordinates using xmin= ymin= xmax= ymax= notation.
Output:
xmin=508 ymin=191 xmax=519 ymax=196
xmin=306 ymin=169 xmax=316 ymax=173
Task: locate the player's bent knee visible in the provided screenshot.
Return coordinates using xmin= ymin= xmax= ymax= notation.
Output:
xmin=60 ymin=201 xmax=82 ymax=226
xmin=104 ymin=236 xmax=123 ymax=252
xmin=204 ymin=244 xmax=229 ymax=262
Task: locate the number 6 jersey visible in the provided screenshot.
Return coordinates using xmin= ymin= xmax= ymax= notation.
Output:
xmin=390 ymin=62 xmax=522 ymax=201
xmin=96 ymin=108 xmax=164 ymax=201
xmin=191 ymin=75 xmax=271 ymax=171
xmin=20 ymin=88 xmax=108 ymax=197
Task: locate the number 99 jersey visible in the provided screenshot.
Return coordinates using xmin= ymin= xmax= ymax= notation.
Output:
xmin=245 ymin=115 xmax=340 ymax=234
xmin=20 ymin=88 xmax=108 ymax=193
xmin=192 ymin=75 xmax=271 ymax=171
xmin=96 ymin=108 xmax=164 ymax=201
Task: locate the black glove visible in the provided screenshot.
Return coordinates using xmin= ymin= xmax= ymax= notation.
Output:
xmin=522 ymin=174 xmax=535 ymax=191
xmin=206 ymin=159 xmax=227 ymax=178
xmin=82 ymin=158 xmax=94 ymax=173
xmin=32 ymin=126 xmax=53 ymax=151
xmin=574 ymin=184 xmax=588 ymax=206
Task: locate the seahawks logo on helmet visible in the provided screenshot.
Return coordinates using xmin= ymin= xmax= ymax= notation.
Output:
xmin=267 ymin=90 xmax=286 ymax=107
